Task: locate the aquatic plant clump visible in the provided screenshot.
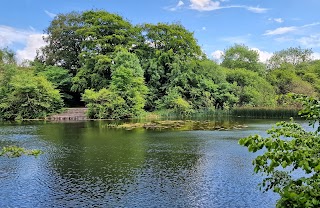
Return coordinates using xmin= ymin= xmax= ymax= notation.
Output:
xmin=105 ymin=120 xmax=248 ymax=131
xmin=0 ymin=146 xmax=42 ymax=158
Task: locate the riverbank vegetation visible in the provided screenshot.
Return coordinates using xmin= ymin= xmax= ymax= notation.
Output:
xmin=1 ymin=10 xmax=320 ymax=120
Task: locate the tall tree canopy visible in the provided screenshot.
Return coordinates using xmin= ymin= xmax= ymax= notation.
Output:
xmin=39 ymin=10 xmax=140 ymax=93
xmin=221 ymin=44 xmax=265 ymax=75
xmin=82 ymin=50 xmax=147 ymax=119
xmin=38 ymin=12 xmax=83 ymax=75
xmin=267 ymin=47 xmax=313 ymax=70
xmin=33 ymin=10 xmax=320 ymax=112
xmin=140 ymin=23 xmax=203 ymax=58
xmin=226 ymin=68 xmax=276 ymax=107
xmin=72 ymin=10 xmax=141 ymax=92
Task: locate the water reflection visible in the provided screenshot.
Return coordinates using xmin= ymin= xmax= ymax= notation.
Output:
xmin=0 ymin=119 xmax=281 ymax=207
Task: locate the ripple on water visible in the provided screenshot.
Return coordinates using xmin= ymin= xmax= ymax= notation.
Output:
xmin=0 ymin=121 xmax=280 ymax=207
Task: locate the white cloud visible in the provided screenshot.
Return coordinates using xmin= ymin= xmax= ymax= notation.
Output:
xmin=16 ymin=34 xmax=47 ymax=63
xmin=268 ymin=18 xmax=284 ymax=23
xmin=298 ymin=34 xmax=320 ymax=48
xmin=245 ymin=6 xmax=268 ymax=14
xmin=45 ymin=10 xmax=57 ymax=18
xmin=202 ymin=26 xmax=206 ymax=31
xmin=190 ymin=0 xmax=221 ymax=11
xmin=0 ymin=25 xmax=33 ymax=47
xmin=167 ymin=1 xmax=185 ymax=11
xmin=302 ymin=22 xmax=320 ymax=28
xmin=177 ymin=0 xmax=185 ymax=7
xmin=274 ymin=18 xmax=284 ymax=23
xmin=0 ymin=25 xmax=46 ymax=63
xmin=188 ymin=0 xmax=268 ymax=13
xmin=251 ymin=48 xmax=273 ymax=63
xmin=313 ymin=52 xmax=320 ymax=60
xmin=264 ymin=26 xmax=297 ymax=36
xmin=211 ymin=50 xmax=224 ymax=62
xmin=211 ymin=48 xmax=272 ymax=63
xmin=264 ymin=22 xmax=320 ymax=36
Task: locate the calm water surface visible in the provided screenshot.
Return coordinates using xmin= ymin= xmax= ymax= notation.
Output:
xmin=0 ymin=118 xmax=296 ymax=208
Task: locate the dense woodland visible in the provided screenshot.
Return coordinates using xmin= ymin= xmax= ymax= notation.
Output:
xmin=1 ymin=10 xmax=320 ymax=120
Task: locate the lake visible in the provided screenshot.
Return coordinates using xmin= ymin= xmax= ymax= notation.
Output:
xmin=0 ymin=118 xmax=291 ymax=207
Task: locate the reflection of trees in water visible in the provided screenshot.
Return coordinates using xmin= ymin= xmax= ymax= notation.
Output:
xmin=1 ymin=120 xmax=280 ymax=207
xmin=35 ymin=121 xmax=206 ymax=205
xmin=128 ymin=132 xmax=204 ymax=206
xmin=37 ymin=121 xmax=148 ymax=203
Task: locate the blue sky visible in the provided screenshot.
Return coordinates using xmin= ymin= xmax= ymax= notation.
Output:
xmin=1 ymin=0 xmax=320 ymax=62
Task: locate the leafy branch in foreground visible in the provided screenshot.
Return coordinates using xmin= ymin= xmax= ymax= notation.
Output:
xmin=239 ymin=94 xmax=320 ymax=208
xmin=0 ymin=146 xmax=42 ymax=158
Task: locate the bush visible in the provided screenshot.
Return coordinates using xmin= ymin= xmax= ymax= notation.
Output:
xmin=0 ymin=65 xmax=63 ymax=120
xmin=157 ymin=88 xmax=193 ymax=116
xmin=82 ymin=88 xmax=128 ymax=119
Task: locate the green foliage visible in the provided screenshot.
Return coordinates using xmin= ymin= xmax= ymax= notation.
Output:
xmin=40 ymin=10 xmax=140 ymax=93
xmin=82 ymin=88 xmax=127 ymax=119
xmin=239 ymin=94 xmax=320 ymax=207
xmin=34 ymin=10 xmax=320 ymax=112
xmin=267 ymin=47 xmax=313 ymax=70
xmin=82 ymin=50 xmax=148 ymax=119
xmin=0 ymin=146 xmax=42 ymax=158
xmin=110 ymin=50 xmax=148 ymax=116
xmin=140 ymin=22 xmax=203 ymax=58
xmin=297 ymin=60 xmax=320 ymax=94
xmin=71 ymin=10 xmax=140 ymax=92
xmin=232 ymin=107 xmax=299 ymax=118
xmin=157 ymin=88 xmax=193 ymax=116
xmin=34 ymin=64 xmax=73 ymax=102
xmin=221 ymin=44 xmax=266 ymax=75
xmin=38 ymin=11 xmax=83 ymax=74
xmin=0 ymin=65 xmax=63 ymax=120
xmin=267 ymin=65 xmax=316 ymax=105
xmin=226 ymin=68 xmax=276 ymax=107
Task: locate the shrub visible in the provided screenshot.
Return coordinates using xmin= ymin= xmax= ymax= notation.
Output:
xmin=0 ymin=66 xmax=63 ymax=120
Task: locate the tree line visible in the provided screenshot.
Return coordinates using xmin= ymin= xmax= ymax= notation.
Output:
xmin=1 ymin=10 xmax=320 ymax=120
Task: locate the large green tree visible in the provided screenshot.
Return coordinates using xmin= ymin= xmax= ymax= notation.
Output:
xmin=267 ymin=47 xmax=313 ymax=70
xmin=267 ymin=63 xmax=316 ymax=105
xmin=39 ymin=10 xmax=140 ymax=93
xmin=38 ymin=12 xmax=83 ymax=75
xmin=71 ymin=10 xmax=140 ymax=92
xmin=82 ymin=50 xmax=147 ymax=119
xmin=140 ymin=23 xmax=203 ymax=58
xmin=221 ymin=44 xmax=266 ymax=75
xmin=34 ymin=64 xmax=73 ymax=105
xmin=226 ymin=68 xmax=276 ymax=107
xmin=136 ymin=23 xmax=204 ymax=110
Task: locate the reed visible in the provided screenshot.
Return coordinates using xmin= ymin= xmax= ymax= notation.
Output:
xmin=231 ymin=107 xmax=300 ymax=118
xmin=136 ymin=108 xmax=232 ymax=120
xmin=136 ymin=107 xmax=300 ymax=120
